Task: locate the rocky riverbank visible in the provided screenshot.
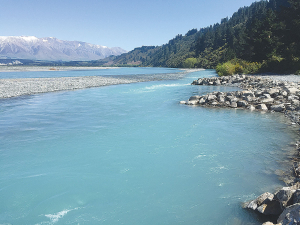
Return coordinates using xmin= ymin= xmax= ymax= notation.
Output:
xmin=180 ymin=74 xmax=300 ymax=225
xmin=0 ymin=71 xmax=189 ymax=98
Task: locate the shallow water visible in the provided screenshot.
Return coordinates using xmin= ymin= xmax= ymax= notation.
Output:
xmin=0 ymin=68 xmax=297 ymax=224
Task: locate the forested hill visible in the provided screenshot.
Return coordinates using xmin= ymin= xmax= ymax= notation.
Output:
xmin=101 ymin=0 xmax=300 ymax=74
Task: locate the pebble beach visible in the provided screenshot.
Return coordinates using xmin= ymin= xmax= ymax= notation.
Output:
xmin=0 ymin=70 xmax=193 ymax=98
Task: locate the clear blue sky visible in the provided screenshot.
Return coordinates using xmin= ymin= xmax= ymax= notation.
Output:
xmin=1 ymin=0 xmax=257 ymax=51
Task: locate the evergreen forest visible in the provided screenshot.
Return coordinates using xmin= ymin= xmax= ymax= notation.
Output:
xmin=103 ymin=0 xmax=300 ymax=75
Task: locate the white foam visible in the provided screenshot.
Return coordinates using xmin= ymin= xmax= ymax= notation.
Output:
xmin=25 ymin=173 xmax=46 ymax=178
xmin=43 ymin=207 xmax=79 ymax=224
xmin=145 ymin=83 xmax=188 ymax=90
xmin=120 ymin=168 xmax=130 ymax=173
xmin=194 ymin=154 xmax=206 ymax=159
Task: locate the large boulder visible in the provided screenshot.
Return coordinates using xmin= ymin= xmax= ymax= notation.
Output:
xmin=199 ymin=98 xmax=206 ymax=104
xmin=275 ymin=187 xmax=296 ymax=210
xmin=248 ymin=105 xmax=256 ymax=111
xmin=292 ymin=190 xmax=300 ymax=204
xmin=186 ymin=100 xmax=198 ymax=105
xmin=189 ymin=96 xmax=200 ymax=101
xmin=231 ymin=102 xmax=237 ymax=108
xmin=245 ymin=192 xmax=274 ymax=210
xmin=242 ymin=90 xmax=255 ymax=97
xmin=207 ymin=94 xmax=217 ymax=101
xmin=277 ymin=203 xmax=300 ymax=225
xmin=284 ymin=87 xmax=300 ymax=94
xmin=237 ymin=100 xmax=248 ymax=107
xmin=270 ymin=104 xmax=285 ymax=112
xmin=256 ymin=201 xmax=282 ymax=215
xmin=218 ymin=96 xmax=225 ymax=103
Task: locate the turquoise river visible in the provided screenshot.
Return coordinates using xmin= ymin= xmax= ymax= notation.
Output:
xmin=0 ymin=68 xmax=298 ymax=224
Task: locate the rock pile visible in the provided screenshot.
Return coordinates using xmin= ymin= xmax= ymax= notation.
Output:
xmin=244 ymin=184 xmax=300 ymax=225
xmin=180 ymin=75 xmax=300 ymax=124
xmin=181 ymin=74 xmax=300 ymax=224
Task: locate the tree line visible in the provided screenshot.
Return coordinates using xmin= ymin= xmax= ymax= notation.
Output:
xmin=107 ymin=0 xmax=299 ymax=74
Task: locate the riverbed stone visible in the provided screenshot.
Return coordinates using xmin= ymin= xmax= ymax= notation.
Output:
xmin=275 ymin=187 xmax=296 ymax=209
xmin=237 ymin=100 xmax=248 ymax=107
xmin=292 ymin=190 xmax=300 ymax=204
xmin=231 ymin=102 xmax=237 ymax=108
xmin=270 ymin=104 xmax=286 ymax=112
xmin=189 ymin=96 xmax=200 ymax=101
xmin=285 ymin=87 xmax=300 ymax=94
xmin=245 ymin=192 xmax=274 ymax=210
xmin=207 ymin=94 xmax=217 ymax=101
xmin=199 ymin=98 xmax=206 ymax=104
xmin=242 ymin=90 xmax=255 ymax=97
xmin=257 ymin=201 xmax=282 ymax=215
xmin=263 ymin=93 xmax=272 ymax=99
xmin=261 ymin=98 xmax=274 ymax=104
xmin=187 ymin=100 xmax=198 ymax=105
xmin=248 ymin=105 xmax=256 ymax=111
xmin=277 ymin=203 xmax=300 ymax=225
xmin=257 ymin=104 xmax=268 ymax=110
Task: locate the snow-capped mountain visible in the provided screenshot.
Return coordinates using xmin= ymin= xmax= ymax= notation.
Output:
xmin=0 ymin=36 xmax=127 ymax=61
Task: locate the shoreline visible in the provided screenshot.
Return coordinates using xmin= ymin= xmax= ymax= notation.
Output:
xmin=0 ymin=66 xmax=120 ymax=72
xmin=181 ymin=74 xmax=300 ymax=225
xmin=0 ymin=66 xmax=204 ymax=73
xmin=0 ymin=71 xmax=195 ymax=99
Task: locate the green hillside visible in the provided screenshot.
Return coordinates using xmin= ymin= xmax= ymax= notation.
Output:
xmin=103 ymin=0 xmax=299 ymax=74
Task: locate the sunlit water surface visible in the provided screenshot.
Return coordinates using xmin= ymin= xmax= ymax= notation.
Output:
xmin=0 ymin=68 xmax=297 ymax=225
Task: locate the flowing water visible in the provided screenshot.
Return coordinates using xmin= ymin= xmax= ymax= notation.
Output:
xmin=0 ymin=68 xmax=298 ymax=225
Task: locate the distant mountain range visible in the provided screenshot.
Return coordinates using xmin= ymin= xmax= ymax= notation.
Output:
xmin=0 ymin=36 xmax=127 ymax=61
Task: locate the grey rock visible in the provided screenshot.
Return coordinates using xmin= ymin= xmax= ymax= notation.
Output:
xmin=187 ymin=100 xmax=198 ymax=105
xmin=189 ymin=96 xmax=200 ymax=101
xmin=207 ymin=94 xmax=217 ymax=101
xmin=245 ymin=192 xmax=274 ymax=211
xmin=263 ymin=93 xmax=272 ymax=99
xmin=257 ymin=104 xmax=268 ymax=110
xmin=199 ymin=98 xmax=206 ymax=104
xmin=275 ymin=187 xmax=296 ymax=209
xmin=210 ymin=101 xmax=219 ymax=106
xmin=248 ymin=105 xmax=256 ymax=111
xmin=281 ymin=90 xmax=288 ymax=96
xmin=292 ymin=99 xmax=300 ymax=106
xmin=218 ymin=96 xmax=225 ymax=103
xmin=285 ymin=87 xmax=300 ymax=94
xmin=230 ymin=97 xmax=238 ymax=103
xmin=237 ymin=100 xmax=248 ymax=107
xmin=277 ymin=203 xmax=300 ymax=225
xmin=262 ymin=222 xmax=275 ymax=225
xmin=270 ymin=104 xmax=285 ymax=112
xmin=243 ymin=96 xmax=252 ymax=102
xmin=257 ymin=201 xmax=282 ymax=215
xmin=214 ymin=80 xmax=221 ymax=85
xmin=231 ymin=102 xmax=237 ymax=108
xmin=292 ymin=190 xmax=300 ymax=204
xmin=261 ymin=98 xmax=274 ymax=104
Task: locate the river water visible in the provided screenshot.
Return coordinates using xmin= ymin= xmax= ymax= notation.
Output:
xmin=0 ymin=68 xmax=297 ymax=224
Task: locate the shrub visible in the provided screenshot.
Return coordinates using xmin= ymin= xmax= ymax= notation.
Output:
xmin=216 ymin=59 xmax=262 ymax=76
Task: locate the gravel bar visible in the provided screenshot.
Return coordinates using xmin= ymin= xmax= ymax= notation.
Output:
xmin=0 ymin=71 xmax=191 ymax=98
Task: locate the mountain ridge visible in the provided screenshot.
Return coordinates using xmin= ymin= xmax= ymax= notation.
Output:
xmin=0 ymin=36 xmax=127 ymax=61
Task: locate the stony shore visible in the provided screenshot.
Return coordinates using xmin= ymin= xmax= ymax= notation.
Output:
xmin=0 ymin=71 xmax=191 ymax=98
xmin=181 ymin=74 xmax=300 ymax=225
